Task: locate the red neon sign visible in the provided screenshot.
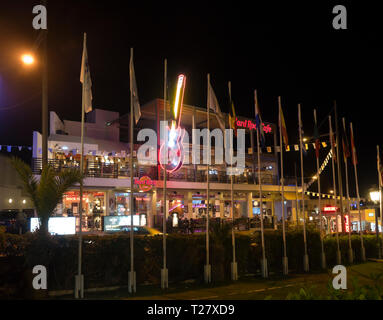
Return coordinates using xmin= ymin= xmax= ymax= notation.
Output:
xmin=236 ymin=118 xmax=272 ymax=133
xmin=344 ymin=214 xmax=350 ymax=233
xmin=323 ymin=206 xmax=338 ymax=213
xmin=134 ymin=176 xmax=155 ymax=192
xmin=159 ymin=74 xmax=187 ymax=173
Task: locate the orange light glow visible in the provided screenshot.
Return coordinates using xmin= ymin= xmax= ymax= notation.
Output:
xmin=21 ymin=54 xmax=34 ymax=65
xmin=173 ymin=74 xmax=186 ymax=122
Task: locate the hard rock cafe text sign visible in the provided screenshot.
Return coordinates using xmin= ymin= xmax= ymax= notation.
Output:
xmin=134 ymin=176 xmax=155 ymax=192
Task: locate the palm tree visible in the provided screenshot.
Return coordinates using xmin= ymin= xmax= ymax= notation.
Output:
xmin=11 ymin=157 xmax=82 ymax=235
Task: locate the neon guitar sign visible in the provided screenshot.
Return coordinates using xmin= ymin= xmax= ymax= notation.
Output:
xmin=159 ymin=74 xmax=186 ymax=173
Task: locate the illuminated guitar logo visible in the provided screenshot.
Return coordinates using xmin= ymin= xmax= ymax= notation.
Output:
xmin=159 ymin=74 xmax=186 ymax=173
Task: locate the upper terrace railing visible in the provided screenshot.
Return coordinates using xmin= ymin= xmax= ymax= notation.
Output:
xmin=31 ymin=158 xmax=284 ymax=185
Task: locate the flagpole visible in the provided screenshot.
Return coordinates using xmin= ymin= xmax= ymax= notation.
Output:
xmin=334 ymin=102 xmax=345 ymax=233
xmin=298 ymin=104 xmax=309 ymax=272
xmin=314 ymin=109 xmax=326 ymax=269
xmin=329 ymin=115 xmax=341 ymax=264
xmin=41 ymin=0 xmax=48 ymax=169
xmin=204 ymin=74 xmax=211 ymax=283
xmin=75 ymin=32 xmax=87 ymax=299
xmin=342 ymin=118 xmax=353 ymax=264
xmin=350 ymin=122 xmax=366 ymax=261
xmin=229 ymin=81 xmax=238 ymax=280
xmin=161 ymin=58 xmax=168 ymax=289
xmin=378 ymin=145 xmax=383 ymax=257
xmin=255 ymin=90 xmax=267 ymax=278
xmin=278 ymin=96 xmax=288 ymax=275
xmin=128 ymin=47 xmax=136 ymax=293
xmin=294 ymin=162 xmax=300 ymax=228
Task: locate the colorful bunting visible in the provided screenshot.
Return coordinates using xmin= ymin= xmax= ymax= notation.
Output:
xmin=0 ymin=145 xmax=32 ymax=152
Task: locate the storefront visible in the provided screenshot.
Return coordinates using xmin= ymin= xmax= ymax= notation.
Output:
xmin=62 ymin=191 xmax=105 ymax=232
xmin=322 ymin=205 xmax=343 ymax=234
xmin=111 ymin=191 xmax=150 ymax=227
xmin=350 ymin=208 xmax=382 ymax=232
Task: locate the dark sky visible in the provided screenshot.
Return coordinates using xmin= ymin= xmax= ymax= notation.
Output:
xmin=0 ymin=1 xmax=381 ymax=198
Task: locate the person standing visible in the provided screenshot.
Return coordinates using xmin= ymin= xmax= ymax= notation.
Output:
xmin=16 ymin=210 xmax=27 ymax=234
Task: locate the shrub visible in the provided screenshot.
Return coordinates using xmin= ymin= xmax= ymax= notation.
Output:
xmin=0 ymin=230 xmax=380 ymax=295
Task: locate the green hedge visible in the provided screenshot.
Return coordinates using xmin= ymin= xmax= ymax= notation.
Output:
xmin=0 ymin=230 xmax=381 ymax=297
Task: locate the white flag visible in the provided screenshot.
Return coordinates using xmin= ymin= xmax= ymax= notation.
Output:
xmin=130 ymin=52 xmax=141 ymax=124
xmin=80 ymin=33 xmax=92 ymax=113
xmin=208 ymin=81 xmax=225 ymax=131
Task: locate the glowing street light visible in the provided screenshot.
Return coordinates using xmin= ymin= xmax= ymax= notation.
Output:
xmin=370 ymin=191 xmax=380 ymax=203
xmin=21 ymin=54 xmax=35 ymax=65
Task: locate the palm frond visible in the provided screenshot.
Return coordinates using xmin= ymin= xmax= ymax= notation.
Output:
xmin=11 ymin=157 xmax=83 ymax=232
xmin=11 ymin=157 xmax=39 ymax=210
xmin=37 ymin=165 xmax=59 ymax=220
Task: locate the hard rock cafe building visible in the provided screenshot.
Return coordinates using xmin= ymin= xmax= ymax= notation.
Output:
xmin=32 ymin=99 xmax=350 ymax=233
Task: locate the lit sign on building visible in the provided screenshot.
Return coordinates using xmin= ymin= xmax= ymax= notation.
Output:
xmin=30 ymin=217 xmax=76 ymax=235
xmin=344 ymin=214 xmax=350 ymax=233
xmin=323 ymin=206 xmax=339 ymax=213
xmin=236 ymin=118 xmax=272 ymax=133
xmin=159 ymin=74 xmax=187 ymax=173
xmin=134 ymin=176 xmax=155 ymax=192
xmin=104 ymin=215 xmax=145 ymax=232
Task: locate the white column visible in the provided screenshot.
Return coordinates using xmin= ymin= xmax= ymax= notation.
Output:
xmin=247 ymin=192 xmax=253 ymax=218
xmin=271 ymin=199 xmax=276 ymax=229
xmin=148 ymin=190 xmax=156 ymax=228
xmin=105 ymin=190 xmax=110 ymax=216
xmin=166 ymin=200 xmax=169 ymax=220
xmin=187 ymin=191 xmax=193 ymax=219
xmin=219 ymin=192 xmax=224 ymax=219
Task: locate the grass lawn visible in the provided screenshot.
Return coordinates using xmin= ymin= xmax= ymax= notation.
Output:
xmin=58 ymin=261 xmax=383 ymax=300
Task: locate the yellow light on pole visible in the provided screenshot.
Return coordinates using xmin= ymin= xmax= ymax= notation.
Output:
xmin=370 ymin=191 xmax=380 ymax=203
xmin=21 ymin=54 xmax=34 ymax=65
xmin=173 ymin=74 xmax=186 ymax=120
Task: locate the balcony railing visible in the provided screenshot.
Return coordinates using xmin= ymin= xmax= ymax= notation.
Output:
xmin=32 ymin=158 xmax=278 ymax=185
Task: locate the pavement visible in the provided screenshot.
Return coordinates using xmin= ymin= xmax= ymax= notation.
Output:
xmin=79 ymin=262 xmax=383 ymax=300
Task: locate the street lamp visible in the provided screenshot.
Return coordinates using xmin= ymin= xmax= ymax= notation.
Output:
xmin=20 ymin=31 xmax=49 ymax=169
xmin=21 ymin=54 xmax=35 ymax=65
xmin=369 ymin=190 xmax=381 ymax=258
xmin=370 ymin=191 xmax=380 ymax=203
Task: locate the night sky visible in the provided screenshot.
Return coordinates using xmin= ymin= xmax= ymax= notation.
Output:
xmin=0 ymin=1 xmax=381 ymax=198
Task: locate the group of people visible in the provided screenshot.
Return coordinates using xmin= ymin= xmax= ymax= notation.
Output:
xmin=164 ymin=215 xmax=278 ymax=234
xmin=167 ymin=217 xmax=201 ymax=234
